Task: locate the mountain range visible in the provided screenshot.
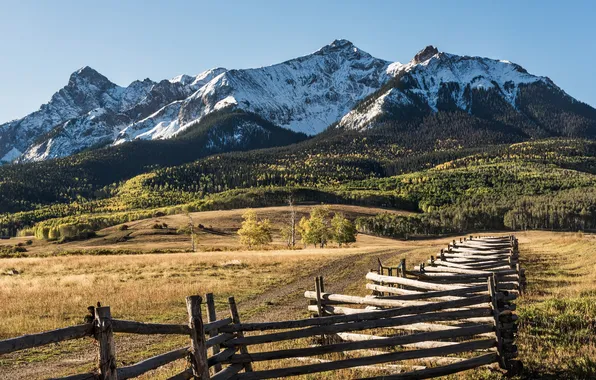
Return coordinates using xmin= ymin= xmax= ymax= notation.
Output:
xmin=2 ymin=39 xmax=594 ymax=165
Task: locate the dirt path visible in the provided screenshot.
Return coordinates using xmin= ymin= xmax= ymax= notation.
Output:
xmin=237 ymin=248 xmax=401 ymax=322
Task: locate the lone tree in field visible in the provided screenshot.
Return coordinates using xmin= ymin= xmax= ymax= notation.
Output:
xmin=185 ymin=213 xmax=198 ymax=252
xmin=281 ymin=194 xmax=298 ymax=248
xmin=298 ymin=206 xmax=331 ymax=248
xmin=331 ymin=213 xmax=357 ymax=247
xmin=237 ymin=210 xmax=272 ymax=248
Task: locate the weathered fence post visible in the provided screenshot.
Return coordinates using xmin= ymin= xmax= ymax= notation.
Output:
xmin=205 ymin=293 xmax=222 ymax=374
xmin=95 ymin=306 xmax=117 ymax=380
xmin=377 ymin=259 xmax=385 ymax=296
xmin=186 ymin=296 xmax=210 ymax=379
xmin=229 ymin=297 xmax=253 ymax=372
xmin=315 ymin=276 xmax=324 ymax=317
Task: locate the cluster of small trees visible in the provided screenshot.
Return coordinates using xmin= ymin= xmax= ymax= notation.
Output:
xmin=298 ymin=206 xmax=357 ymax=248
xmin=237 ymin=205 xmax=357 ymax=249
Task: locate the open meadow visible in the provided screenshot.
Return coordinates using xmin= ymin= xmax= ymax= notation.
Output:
xmin=0 ymin=206 xmax=595 ymax=379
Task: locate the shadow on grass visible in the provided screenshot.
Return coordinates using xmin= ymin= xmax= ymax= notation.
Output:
xmin=521 ymin=356 xmax=596 ymax=379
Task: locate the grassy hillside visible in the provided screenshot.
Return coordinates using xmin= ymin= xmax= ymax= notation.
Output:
xmin=1 ymin=138 xmax=596 ymax=242
xmin=0 ymin=110 xmax=308 ymax=214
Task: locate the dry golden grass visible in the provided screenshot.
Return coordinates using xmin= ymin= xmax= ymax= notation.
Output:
xmin=513 ymin=231 xmax=596 ymax=379
xmin=1 ymin=218 xmax=595 ymax=379
xmin=0 ymin=249 xmax=364 ymax=337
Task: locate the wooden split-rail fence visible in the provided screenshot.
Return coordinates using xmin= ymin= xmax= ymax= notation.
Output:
xmin=0 ymin=235 xmax=523 ymax=379
xmin=304 ymin=235 xmax=523 ymax=377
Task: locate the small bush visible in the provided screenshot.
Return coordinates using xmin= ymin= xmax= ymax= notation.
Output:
xmin=177 ymin=226 xmax=191 ymax=235
xmin=152 ymin=223 xmax=162 ymax=229
xmin=25 ymin=240 xmax=33 ymax=245
xmin=119 ymin=225 xmax=129 ymax=231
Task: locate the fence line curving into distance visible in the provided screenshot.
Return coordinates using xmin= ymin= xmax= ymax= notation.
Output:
xmin=0 ymin=235 xmax=523 ymax=379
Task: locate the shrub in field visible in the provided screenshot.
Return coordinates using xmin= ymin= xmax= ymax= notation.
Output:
xmin=237 ymin=210 xmax=272 ymax=248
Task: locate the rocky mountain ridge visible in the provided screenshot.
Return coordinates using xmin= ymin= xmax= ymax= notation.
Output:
xmin=1 ymin=40 xmax=594 ymax=163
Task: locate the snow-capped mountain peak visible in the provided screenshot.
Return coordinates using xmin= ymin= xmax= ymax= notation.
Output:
xmin=69 ymin=65 xmax=110 ymax=83
xmin=120 ymin=39 xmax=393 ymax=139
xmin=338 ymin=45 xmax=556 ymax=130
xmin=313 ymin=39 xmax=364 ymax=56
xmin=411 ymin=45 xmax=439 ymax=64
xmin=0 ymin=41 xmax=585 ymax=164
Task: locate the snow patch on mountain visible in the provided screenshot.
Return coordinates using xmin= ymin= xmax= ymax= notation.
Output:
xmin=21 ymin=107 xmax=130 ymax=161
xmin=1 ymin=147 xmax=22 ymax=163
xmin=205 ymin=121 xmax=268 ymax=149
xmin=406 ymin=51 xmax=547 ymax=111
xmin=0 ymin=41 xmax=570 ymax=163
xmin=116 ymin=101 xmax=184 ymax=143
xmin=338 ymin=46 xmax=552 ymax=130
xmin=169 ymin=39 xmax=393 ymax=136
xmin=339 ymin=88 xmax=413 ymax=130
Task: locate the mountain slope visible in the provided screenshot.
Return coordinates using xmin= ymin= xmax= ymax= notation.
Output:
xmin=0 ymin=109 xmax=307 ymax=213
xmin=0 ymin=67 xmax=152 ymax=162
xmin=0 ymin=68 xmax=226 ymax=163
xmin=3 ymin=41 xmax=596 ymax=165
xmin=338 ymin=46 xmax=596 ymax=139
xmin=115 ymin=39 xmax=395 ymax=140
xmin=0 ymin=40 xmax=395 ymax=163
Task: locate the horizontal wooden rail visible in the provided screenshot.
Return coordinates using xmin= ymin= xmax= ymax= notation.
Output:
xmin=223 ymin=325 xmax=494 ymax=364
xmin=205 ymin=318 xmax=234 ymax=334
xmin=0 ymin=324 xmax=93 ymax=355
xmin=419 ymin=266 xmax=517 ymax=276
xmin=366 ymin=272 xmax=476 ymax=291
xmin=365 ymin=283 xmax=486 ymax=299
xmin=336 ymin=332 xmax=461 ymax=348
xmin=112 ymin=319 xmax=190 ymax=335
xmin=360 ymin=352 xmax=499 ymax=379
xmin=409 ymin=273 xmax=518 ymax=282
xmin=306 ymin=302 xmax=496 ymax=317
xmin=117 ymin=346 xmax=189 ymax=379
xmin=51 ymin=372 xmax=97 ymax=380
xmin=223 ymin=308 xmax=493 ymax=347
xmin=207 ymin=333 xmax=234 ymax=348
xmin=307 ymin=305 xmax=382 ymax=315
xmin=211 ymin=364 xmax=243 ymax=380
xmin=1 ymin=318 xmax=231 ymax=357
xmin=336 ymin=331 xmax=498 ymax=347
xmin=305 ymin=291 xmax=439 ymax=308
xmin=209 ymin=347 xmax=237 ymax=367
xmin=234 ymin=339 xmax=496 ymax=379
xmin=167 ymin=368 xmax=194 ymax=380
xmin=222 ymin=295 xmax=491 ymax=334
xmin=431 ymin=260 xmax=497 ymax=270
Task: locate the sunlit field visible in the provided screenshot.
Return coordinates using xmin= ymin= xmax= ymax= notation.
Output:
xmin=1 ymin=221 xmax=595 ymax=378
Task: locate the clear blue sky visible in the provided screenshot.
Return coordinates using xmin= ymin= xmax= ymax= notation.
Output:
xmin=1 ymin=0 xmax=595 ymax=122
